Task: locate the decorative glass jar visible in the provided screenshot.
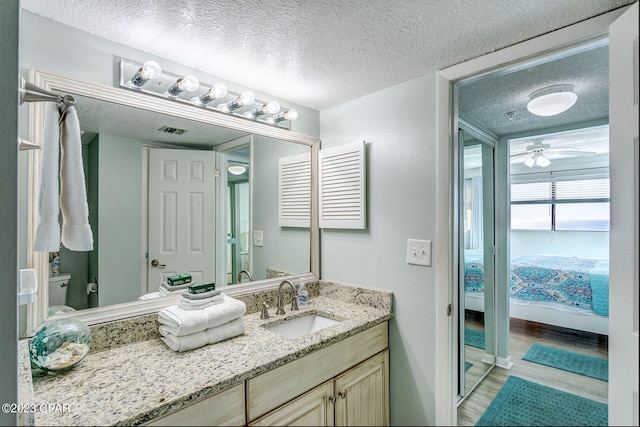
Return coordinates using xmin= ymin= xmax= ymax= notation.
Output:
xmin=29 ymin=318 xmax=92 ymax=373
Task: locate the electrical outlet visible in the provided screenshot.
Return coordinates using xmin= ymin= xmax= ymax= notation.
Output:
xmin=253 ymin=230 xmax=264 ymax=247
xmin=407 ymin=239 xmax=432 ymax=266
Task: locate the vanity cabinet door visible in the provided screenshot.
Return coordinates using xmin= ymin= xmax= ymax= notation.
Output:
xmin=334 ymin=350 xmax=389 ymax=427
xmin=249 ymin=380 xmax=335 ymax=427
xmin=145 ymin=383 xmax=245 ymax=426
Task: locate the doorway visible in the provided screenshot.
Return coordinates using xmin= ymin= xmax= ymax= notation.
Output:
xmin=453 ymin=30 xmax=613 ymax=427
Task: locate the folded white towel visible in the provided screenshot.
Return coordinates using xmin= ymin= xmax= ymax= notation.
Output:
xmin=34 ymin=103 xmax=62 ymax=252
xmin=138 ymin=292 xmax=161 ymax=300
xmin=159 ymin=317 xmax=246 ymax=352
xmin=159 ymin=282 xmax=191 ymax=294
xmin=178 ymin=293 xmax=224 ymax=310
xmin=157 ymin=295 xmax=246 ymax=336
xmin=59 ymin=106 xmax=93 ymax=251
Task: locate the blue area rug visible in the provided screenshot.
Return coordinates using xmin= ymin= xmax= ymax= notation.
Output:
xmin=465 ymin=328 xmax=485 ymax=349
xmin=465 ymin=361 xmax=473 ymax=372
xmin=476 ymin=376 xmax=607 ymax=426
xmin=523 ymin=344 xmax=608 ymax=381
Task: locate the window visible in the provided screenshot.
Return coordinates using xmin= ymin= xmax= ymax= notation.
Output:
xmin=510 ymin=178 xmax=610 ymax=231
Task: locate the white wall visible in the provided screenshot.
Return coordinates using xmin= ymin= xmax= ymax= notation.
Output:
xmin=251 ymin=135 xmax=311 ymax=280
xmin=511 ymin=230 xmax=609 ymax=259
xmin=320 ymin=74 xmax=439 ymax=426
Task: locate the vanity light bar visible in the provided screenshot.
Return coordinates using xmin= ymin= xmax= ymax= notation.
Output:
xmin=118 ymin=59 xmax=299 ymax=129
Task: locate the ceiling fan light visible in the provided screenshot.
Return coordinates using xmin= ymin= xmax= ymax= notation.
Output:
xmin=524 ymin=156 xmax=535 ymax=168
xmin=535 ymin=155 xmax=551 ymax=167
xmin=527 ymin=84 xmax=577 ymax=117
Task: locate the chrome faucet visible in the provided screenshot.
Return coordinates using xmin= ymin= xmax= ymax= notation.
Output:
xmin=237 ymin=270 xmax=253 ymax=283
xmin=276 ymin=280 xmax=299 ymax=315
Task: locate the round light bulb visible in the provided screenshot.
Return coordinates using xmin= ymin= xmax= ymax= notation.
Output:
xmin=178 ymin=75 xmax=200 ymax=92
xmin=284 ymin=109 xmax=299 ymax=120
xmin=140 ymin=60 xmax=162 ymax=79
xmin=239 ymin=91 xmax=255 ymax=106
xmin=210 ymin=83 xmax=228 ymax=99
xmin=264 ymin=101 xmax=281 ymax=115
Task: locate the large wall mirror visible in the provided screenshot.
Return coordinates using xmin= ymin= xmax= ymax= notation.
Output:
xmin=24 ymin=69 xmax=319 ymax=335
xmin=457 ymin=120 xmax=496 ymax=402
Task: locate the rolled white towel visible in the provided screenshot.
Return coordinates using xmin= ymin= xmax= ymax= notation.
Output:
xmin=178 ymin=293 xmax=224 ymax=310
xmin=160 ymin=317 xmax=246 ymax=352
xmin=157 ymin=295 xmax=246 ymax=336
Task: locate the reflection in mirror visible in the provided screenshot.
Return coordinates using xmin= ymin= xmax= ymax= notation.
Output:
xmin=24 ymin=70 xmax=318 ymax=335
xmin=226 ymin=144 xmax=251 ymax=285
xmin=458 ymin=129 xmax=496 ymax=401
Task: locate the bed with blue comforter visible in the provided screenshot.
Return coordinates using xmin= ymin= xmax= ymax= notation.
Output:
xmin=464 ymin=251 xmax=609 ymax=317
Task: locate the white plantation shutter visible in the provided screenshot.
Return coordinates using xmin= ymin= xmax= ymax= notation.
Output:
xmin=278 ymin=152 xmax=311 ymax=227
xmin=319 ymin=141 xmax=366 ymax=229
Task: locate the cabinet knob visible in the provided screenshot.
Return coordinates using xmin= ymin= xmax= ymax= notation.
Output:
xmin=339 ymin=391 xmax=347 ymax=399
xmin=328 ymin=396 xmax=336 ymax=404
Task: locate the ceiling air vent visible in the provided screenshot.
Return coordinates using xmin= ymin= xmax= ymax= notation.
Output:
xmin=158 ymin=125 xmax=187 ymax=135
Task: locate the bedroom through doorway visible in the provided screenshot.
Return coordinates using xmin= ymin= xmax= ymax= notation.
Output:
xmin=455 ymin=36 xmax=610 ymax=424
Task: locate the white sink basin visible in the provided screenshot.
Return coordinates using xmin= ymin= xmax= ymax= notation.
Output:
xmin=265 ymin=314 xmax=340 ymax=339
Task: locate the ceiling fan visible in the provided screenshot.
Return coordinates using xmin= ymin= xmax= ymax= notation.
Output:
xmin=510 ymin=139 xmax=597 ymax=168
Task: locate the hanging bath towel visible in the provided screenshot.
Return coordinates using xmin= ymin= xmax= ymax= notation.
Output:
xmin=59 ymin=106 xmax=93 ymax=251
xmin=34 ymin=103 xmax=62 ymax=252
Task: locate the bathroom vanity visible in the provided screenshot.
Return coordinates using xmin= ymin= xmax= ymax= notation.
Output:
xmin=20 ymin=281 xmax=392 ymax=426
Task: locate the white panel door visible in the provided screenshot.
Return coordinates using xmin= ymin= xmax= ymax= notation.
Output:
xmin=148 ymin=148 xmax=215 ymax=290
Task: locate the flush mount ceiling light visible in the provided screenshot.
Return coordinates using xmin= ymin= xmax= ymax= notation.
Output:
xmin=228 ymin=165 xmax=247 ymax=175
xmin=527 ymin=84 xmax=578 ymax=117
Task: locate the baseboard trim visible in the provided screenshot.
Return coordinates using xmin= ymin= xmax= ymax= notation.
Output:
xmin=496 ymin=356 xmax=514 ymax=369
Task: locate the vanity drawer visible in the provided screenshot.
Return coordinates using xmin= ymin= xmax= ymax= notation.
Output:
xmin=145 ymin=383 xmax=245 ymax=426
xmin=247 ymin=321 xmax=388 ymax=421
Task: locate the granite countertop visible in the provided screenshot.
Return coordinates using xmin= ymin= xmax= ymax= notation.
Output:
xmin=22 ymin=281 xmax=392 ymax=426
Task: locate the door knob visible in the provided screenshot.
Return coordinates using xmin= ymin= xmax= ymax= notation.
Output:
xmin=151 ymin=259 xmax=166 ymax=267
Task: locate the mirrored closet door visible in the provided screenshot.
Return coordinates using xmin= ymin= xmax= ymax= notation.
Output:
xmin=457 ymin=122 xmax=497 ymax=401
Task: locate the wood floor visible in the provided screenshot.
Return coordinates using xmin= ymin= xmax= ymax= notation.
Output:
xmin=457 ymin=316 xmax=609 ymax=426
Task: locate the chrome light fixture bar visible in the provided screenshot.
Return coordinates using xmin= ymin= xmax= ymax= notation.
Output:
xmin=119 ymin=59 xmax=298 ymax=129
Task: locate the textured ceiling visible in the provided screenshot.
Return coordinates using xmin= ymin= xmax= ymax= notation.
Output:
xmin=21 ymin=0 xmax=635 ymax=111
xmin=459 ymin=44 xmax=610 ymax=136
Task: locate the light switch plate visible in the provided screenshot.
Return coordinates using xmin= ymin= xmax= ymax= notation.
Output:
xmin=407 ymin=239 xmax=432 ymax=266
xmin=253 ymin=230 xmax=264 ymax=247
